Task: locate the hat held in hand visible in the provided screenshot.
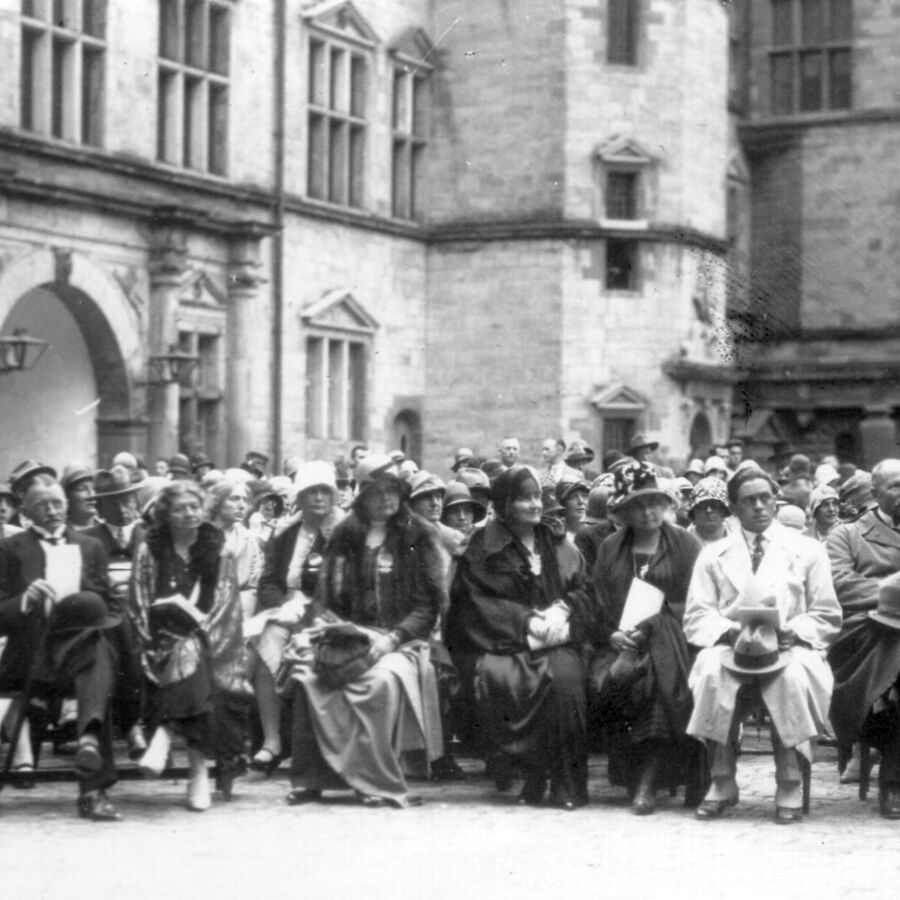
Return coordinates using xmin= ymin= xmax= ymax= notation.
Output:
xmin=722 ymin=623 xmax=792 ymax=676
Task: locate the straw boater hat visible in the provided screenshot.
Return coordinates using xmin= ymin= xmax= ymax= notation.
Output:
xmin=869 ymin=573 xmax=900 ymax=631
xmin=722 ymin=623 xmax=792 ymax=676
xmin=609 ymin=461 xmax=672 ymax=512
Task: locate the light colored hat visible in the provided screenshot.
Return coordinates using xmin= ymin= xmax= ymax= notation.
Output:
xmin=683 ymin=459 xmax=705 ymax=478
xmin=112 ymin=451 xmax=138 ymax=471
xmin=870 ymin=572 xmax=900 ymax=631
xmin=408 ymin=471 xmax=446 ymax=501
xmin=442 ymin=482 xmax=487 ymax=523
xmin=610 ymin=462 xmax=672 ymax=511
xmin=814 ymin=463 xmax=840 ymax=487
xmin=703 ymin=456 xmax=728 ymax=476
xmin=722 ymin=623 xmax=792 ymax=676
xmin=267 ymin=475 xmax=293 ymax=499
xmin=808 ymin=484 xmax=839 ymax=517
xmin=776 ymin=504 xmax=807 ymax=530
xmin=688 ymin=476 xmax=729 ymax=514
xmin=293 ymin=460 xmax=338 ymax=500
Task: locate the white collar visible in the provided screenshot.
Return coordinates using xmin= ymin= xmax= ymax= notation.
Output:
xmin=31 ymin=525 xmax=66 ymax=542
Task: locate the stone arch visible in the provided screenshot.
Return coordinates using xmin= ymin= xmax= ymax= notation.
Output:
xmin=0 ymin=248 xmax=145 ymax=461
xmin=391 ymin=409 xmax=423 ymax=463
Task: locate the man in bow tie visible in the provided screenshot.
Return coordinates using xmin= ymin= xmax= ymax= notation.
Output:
xmin=0 ymin=475 xmax=122 ymax=821
xmin=683 ymin=468 xmax=841 ymax=824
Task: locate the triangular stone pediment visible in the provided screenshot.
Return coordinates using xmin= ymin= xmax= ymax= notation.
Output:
xmin=180 ymin=271 xmax=227 ymax=309
xmin=595 ymin=136 xmax=652 ymax=166
xmin=591 ymin=382 xmax=648 ymax=410
xmin=389 ymin=27 xmax=436 ymax=67
xmin=302 ymin=289 xmax=379 ymax=333
xmin=303 ymin=0 xmax=378 ymax=44
xmin=727 ymin=155 xmax=750 ymax=183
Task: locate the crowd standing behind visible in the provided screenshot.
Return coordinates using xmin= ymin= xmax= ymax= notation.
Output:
xmin=2 ymin=437 xmax=900 ymax=823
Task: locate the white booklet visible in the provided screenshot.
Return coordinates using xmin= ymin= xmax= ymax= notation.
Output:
xmin=44 ymin=544 xmax=82 ymax=600
xmin=619 ymin=578 xmax=665 ymax=632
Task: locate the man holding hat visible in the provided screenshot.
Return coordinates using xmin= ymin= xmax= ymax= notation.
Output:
xmin=830 ymin=572 xmax=900 ymax=818
xmin=684 ymin=467 xmax=841 ymax=824
xmin=0 ymin=475 xmax=122 ymax=820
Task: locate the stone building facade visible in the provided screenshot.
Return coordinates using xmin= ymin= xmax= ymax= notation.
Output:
xmin=732 ymin=0 xmax=900 ymax=467
xmin=0 ymin=0 xmax=737 ymax=476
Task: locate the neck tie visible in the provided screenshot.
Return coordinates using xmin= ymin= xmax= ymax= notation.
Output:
xmin=751 ymin=534 xmax=765 ymax=574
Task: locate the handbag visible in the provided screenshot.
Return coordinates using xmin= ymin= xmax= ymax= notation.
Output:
xmin=312 ymin=622 xmax=373 ymax=689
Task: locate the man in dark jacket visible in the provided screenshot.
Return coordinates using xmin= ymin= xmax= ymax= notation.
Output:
xmin=0 ymin=475 xmax=121 ymax=820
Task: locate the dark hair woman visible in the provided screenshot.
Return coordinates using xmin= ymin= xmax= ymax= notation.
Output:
xmin=130 ymin=481 xmax=249 ymax=811
xmin=280 ymin=455 xmax=446 ymax=808
xmin=591 ymin=462 xmax=703 ymax=814
xmin=446 ymin=465 xmax=593 ymax=810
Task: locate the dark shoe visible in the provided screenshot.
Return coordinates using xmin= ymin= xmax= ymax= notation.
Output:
xmin=286 ymin=788 xmax=322 ymax=806
xmin=631 ymin=787 xmax=656 ymax=816
xmin=215 ymin=755 xmax=247 ymax=801
xmin=11 ymin=763 xmax=35 ymax=790
xmin=74 ymin=736 xmax=102 ymax=776
xmin=126 ymin=725 xmax=148 ymax=761
xmin=879 ymin=787 xmax=900 ymax=820
xmin=430 ymin=754 xmax=466 ymax=782
xmin=486 ymin=753 xmax=514 ymax=792
xmin=77 ymin=790 xmax=122 ymax=822
xmin=695 ymin=799 xmax=731 ymax=820
xmin=775 ymin=806 xmax=802 ymax=825
xmin=517 ymin=775 xmax=547 ymax=807
xmin=250 ymin=747 xmax=285 ymax=778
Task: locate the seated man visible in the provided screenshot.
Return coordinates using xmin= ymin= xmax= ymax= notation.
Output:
xmin=683 ymin=468 xmax=841 ymax=824
xmin=830 ymin=572 xmax=900 ymax=819
xmin=0 ymin=475 xmax=121 ymax=821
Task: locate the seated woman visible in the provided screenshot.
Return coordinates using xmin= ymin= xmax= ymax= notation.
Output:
xmin=685 ymin=476 xmax=732 ymax=546
xmin=247 ymin=461 xmax=341 ymax=774
xmin=280 ymin=455 xmax=445 ymax=808
xmin=591 ymin=462 xmax=702 ymax=815
xmin=130 ymin=481 xmax=249 ymax=811
xmin=446 ymin=465 xmax=593 ymax=810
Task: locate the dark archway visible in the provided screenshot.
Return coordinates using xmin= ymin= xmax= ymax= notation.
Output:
xmin=392 ymin=409 xmax=423 ymax=464
xmin=689 ymin=412 xmax=713 ymax=459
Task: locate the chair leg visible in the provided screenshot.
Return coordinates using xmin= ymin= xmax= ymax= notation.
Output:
xmin=800 ymin=755 xmax=811 ymax=815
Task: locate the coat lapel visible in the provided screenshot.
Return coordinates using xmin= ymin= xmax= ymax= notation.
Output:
xmin=717 ymin=532 xmax=752 ymax=595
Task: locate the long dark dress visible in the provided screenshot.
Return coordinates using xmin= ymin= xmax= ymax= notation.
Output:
xmin=446 ymin=519 xmax=593 ymax=805
xmin=591 ymin=520 xmax=702 ymax=792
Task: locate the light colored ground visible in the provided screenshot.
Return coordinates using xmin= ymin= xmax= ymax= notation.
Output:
xmin=0 ymin=744 xmax=893 ymax=900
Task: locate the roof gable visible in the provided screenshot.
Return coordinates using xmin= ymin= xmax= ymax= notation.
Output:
xmin=389 ymin=26 xmax=436 ymax=68
xmin=302 ymin=1 xmax=379 ymax=45
xmin=302 ymin=289 xmax=379 ymax=333
xmin=595 ymin=136 xmax=653 ymax=166
xmin=591 ymin=382 xmax=648 ymax=410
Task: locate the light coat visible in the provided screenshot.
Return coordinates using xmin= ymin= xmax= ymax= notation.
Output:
xmin=683 ymin=522 xmax=841 ymax=756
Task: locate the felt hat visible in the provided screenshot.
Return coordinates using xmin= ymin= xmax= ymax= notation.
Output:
xmin=584 ymin=485 xmax=610 ymax=523
xmin=675 ymin=476 xmax=694 ymax=495
xmin=704 ymin=456 xmax=728 ymax=476
xmin=555 ymin=477 xmax=590 ymax=505
xmin=168 ymin=453 xmax=191 ymax=477
xmin=451 ymin=447 xmax=478 ymax=472
xmin=688 ymin=476 xmax=730 ymax=515
xmin=541 ymin=484 xmax=564 ymax=517
xmin=442 ymin=481 xmax=487 ymax=523
xmin=60 ymin=464 xmax=94 ymax=493
xmin=768 ymin=441 xmax=794 ymax=462
xmin=610 ymin=461 xmax=672 ymax=512
xmin=408 ymin=471 xmax=447 ymax=501
xmin=293 ymin=461 xmax=338 ymax=501
xmin=0 ymin=482 xmax=19 ymax=505
xmin=51 ymin=590 xmax=120 ymax=632
xmin=869 ymin=573 xmax=900 ymax=631
xmin=112 ymin=451 xmax=138 ymax=471
xmin=627 ymin=434 xmax=659 ymax=454
xmin=490 ymin=465 xmax=542 ymax=520
xmin=354 ymin=454 xmax=401 ymax=504
xmin=564 ymin=440 xmax=595 ymax=465
xmin=683 ymin=458 xmax=706 ymax=478
xmin=808 ymin=485 xmax=839 ymax=517
xmin=9 ymin=459 xmax=57 ymax=493
xmin=454 ymin=467 xmax=491 ymax=493
xmin=776 ymin=504 xmax=807 ymax=530
xmin=721 ymin=623 xmax=792 ymax=676
xmin=87 ymin=465 xmax=141 ymax=499
xmin=480 ymin=459 xmax=505 ymax=483
xmin=602 ymin=450 xmax=625 ymax=472
xmin=191 ymin=451 xmax=214 ymax=472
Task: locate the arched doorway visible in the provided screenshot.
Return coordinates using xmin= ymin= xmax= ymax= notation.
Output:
xmin=688 ymin=412 xmax=713 ymax=459
xmin=0 ymin=282 xmax=129 ymax=473
xmin=392 ymin=409 xmax=422 ymax=464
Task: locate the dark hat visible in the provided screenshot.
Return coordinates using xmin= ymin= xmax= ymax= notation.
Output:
xmin=555 ymin=477 xmax=590 ymax=505
xmin=839 ymin=470 xmax=874 ymax=513
xmin=870 ymin=574 xmax=900 ymax=631
xmin=0 ymin=482 xmax=19 ymax=505
xmin=87 ymin=465 xmax=141 ymax=500
xmin=627 ymin=434 xmax=659 ymax=454
xmin=584 ymin=485 xmax=610 ymax=522
xmin=442 ymin=482 xmax=487 ymax=524
xmin=60 ymin=464 xmax=94 ymax=493
xmin=768 ymin=441 xmax=794 ymax=462
xmin=721 ymin=623 xmax=792 ymax=676
xmin=602 ymin=450 xmax=624 ymax=472
xmin=245 ymin=451 xmax=269 ymax=465
xmin=191 ymin=452 xmax=214 ymax=472
xmin=480 ymin=459 xmax=505 ymax=483
xmin=541 ymin=484 xmax=564 ymax=517
xmin=454 ymin=467 xmax=491 ymax=492
xmin=168 ymin=453 xmax=191 ymax=475
xmin=9 ymin=459 xmax=57 ymax=493
xmin=451 ymin=447 xmax=479 ymax=472
xmin=564 ymin=440 xmax=595 ymax=465
xmin=51 ymin=590 xmax=119 ymax=633
xmin=608 ymin=455 xmax=637 ymax=475
xmin=491 ymin=465 xmax=541 ymax=520
xmin=334 ymin=460 xmax=353 ymax=489
xmin=610 ymin=461 xmax=672 ymax=512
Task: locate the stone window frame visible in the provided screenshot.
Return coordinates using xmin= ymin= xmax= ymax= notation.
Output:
xmin=303 ymin=3 xmax=378 ymax=209
xmin=768 ymin=0 xmax=852 ymax=116
xmin=606 ymin=0 xmax=640 ymax=67
xmin=157 ymin=0 xmax=232 ymax=176
xmin=591 ymin=383 xmax=648 ymax=457
xmin=388 ymin=29 xmax=434 ymax=222
xmin=20 ymin=0 xmax=107 ymax=146
xmin=176 ymin=312 xmax=226 ymax=459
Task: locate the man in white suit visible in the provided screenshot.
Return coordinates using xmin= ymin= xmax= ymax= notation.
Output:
xmin=684 ymin=468 xmax=842 ymax=824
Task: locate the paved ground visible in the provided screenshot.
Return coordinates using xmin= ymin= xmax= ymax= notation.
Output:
xmin=0 ymin=738 xmax=895 ymax=900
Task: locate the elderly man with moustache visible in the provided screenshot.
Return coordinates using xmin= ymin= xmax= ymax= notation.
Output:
xmin=0 ymin=475 xmax=122 ymax=821
xmin=496 ymin=437 xmax=520 ymax=470
xmin=683 ymin=468 xmax=841 ymax=824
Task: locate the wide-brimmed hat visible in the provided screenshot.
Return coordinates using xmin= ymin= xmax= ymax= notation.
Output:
xmin=610 ymin=461 xmax=672 ymax=511
xmin=60 ymin=464 xmax=94 ymax=493
xmin=9 ymin=459 xmax=57 ymax=493
xmin=451 ymin=447 xmax=478 ymax=472
xmin=688 ymin=476 xmax=730 ymax=515
xmin=86 ymin=465 xmax=141 ymax=500
xmin=722 ymin=623 xmax=792 ymax=675
xmin=293 ymin=461 xmax=338 ymax=500
xmin=870 ymin=573 xmax=900 ymax=631
xmin=408 ymin=471 xmax=447 ymax=501
xmin=565 ymin=440 xmax=595 ymax=465
xmin=442 ymin=482 xmax=487 ymax=523
xmin=627 ymin=434 xmax=659 ymax=454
